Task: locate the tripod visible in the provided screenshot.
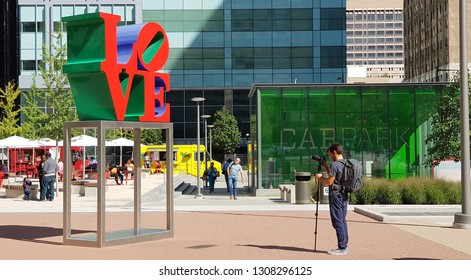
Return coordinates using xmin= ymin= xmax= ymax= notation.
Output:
xmin=314 ymin=163 xmax=323 ymax=252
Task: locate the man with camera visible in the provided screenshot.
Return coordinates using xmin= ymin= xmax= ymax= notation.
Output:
xmin=314 ymin=143 xmax=349 ymax=256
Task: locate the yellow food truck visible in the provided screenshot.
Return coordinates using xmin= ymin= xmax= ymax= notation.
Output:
xmin=140 ymin=144 xmax=222 ymax=177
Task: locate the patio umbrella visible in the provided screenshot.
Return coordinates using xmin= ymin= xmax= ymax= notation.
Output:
xmin=106 ymin=137 xmax=135 ymax=166
xmin=59 ymin=135 xmax=98 ymax=179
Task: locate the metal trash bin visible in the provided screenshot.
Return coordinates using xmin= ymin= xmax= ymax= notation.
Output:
xmin=295 ymin=172 xmax=311 ymax=204
xmin=320 ymin=184 xmax=329 ymax=204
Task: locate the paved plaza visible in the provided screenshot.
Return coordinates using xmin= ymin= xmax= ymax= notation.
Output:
xmin=1 ymin=173 xmax=471 ymax=260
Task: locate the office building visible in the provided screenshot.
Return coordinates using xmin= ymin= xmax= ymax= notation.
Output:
xmin=346 ymin=0 xmax=404 ymax=83
xmin=404 ymin=0 xmax=471 ymax=82
xmin=142 ymin=0 xmax=346 ymax=143
xmin=1 ymin=0 xmax=19 ymax=88
xmin=13 ymin=0 xmax=346 ymax=148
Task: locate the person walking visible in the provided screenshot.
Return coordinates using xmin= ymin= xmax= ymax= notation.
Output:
xmin=36 ymin=155 xmax=46 ymax=198
xmin=222 ymin=158 xmax=232 ymax=192
xmin=40 ymin=152 xmax=59 ymax=202
xmin=315 ymin=143 xmax=349 ymax=256
xmin=206 ymin=162 xmax=219 ymax=193
xmin=227 ymin=157 xmax=244 ymax=200
xmin=143 ymin=152 xmax=151 ymax=168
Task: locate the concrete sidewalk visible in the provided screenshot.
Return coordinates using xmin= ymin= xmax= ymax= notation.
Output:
xmin=1 ymin=174 xmax=471 ymax=260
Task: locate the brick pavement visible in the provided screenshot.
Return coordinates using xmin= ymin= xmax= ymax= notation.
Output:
xmin=1 ymin=173 xmax=471 ymax=260
xmin=0 ymin=210 xmax=470 ymax=260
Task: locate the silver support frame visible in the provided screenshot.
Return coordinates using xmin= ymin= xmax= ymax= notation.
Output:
xmin=63 ymin=121 xmax=174 ymax=247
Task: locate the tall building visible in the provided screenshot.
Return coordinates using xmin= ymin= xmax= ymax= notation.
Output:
xmin=142 ymin=0 xmax=346 ymax=143
xmin=18 ymin=0 xmax=141 ymax=89
xmin=346 ymin=0 xmax=404 ymax=83
xmin=1 ymin=0 xmax=19 ymax=87
xmin=404 ymin=0 xmax=471 ymax=82
xmin=14 ymin=0 xmax=347 ymax=148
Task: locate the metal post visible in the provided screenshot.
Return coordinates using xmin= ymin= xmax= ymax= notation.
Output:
xmin=454 ymin=0 xmax=471 ymax=229
xmin=192 ymin=97 xmax=205 ymax=199
xmin=201 ymin=115 xmax=210 ymax=189
xmin=208 ymin=124 xmax=214 ymax=161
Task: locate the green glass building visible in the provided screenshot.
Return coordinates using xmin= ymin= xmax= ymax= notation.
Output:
xmin=248 ymin=83 xmax=447 ymax=195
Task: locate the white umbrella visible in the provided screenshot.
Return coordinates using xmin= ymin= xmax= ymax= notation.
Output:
xmin=0 ymin=135 xmax=40 ymax=148
xmin=36 ymin=137 xmax=57 ymax=146
xmin=60 ymin=135 xmax=98 ymax=180
xmin=106 ymin=137 xmax=135 ymax=166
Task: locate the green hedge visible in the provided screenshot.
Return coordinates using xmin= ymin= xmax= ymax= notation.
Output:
xmin=311 ymin=177 xmax=461 ymax=204
xmin=351 ymin=177 xmax=461 ymax=204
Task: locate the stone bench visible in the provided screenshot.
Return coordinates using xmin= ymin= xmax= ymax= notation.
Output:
xmin=279 ymin=184 xmax=295 ymax=203
xmin=79 ymin=182 xmax=108 ymax=197
xmin=3 ymin=183 xmax=39 ymax=200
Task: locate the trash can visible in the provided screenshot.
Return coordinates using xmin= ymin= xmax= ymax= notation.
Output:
xmin=320 ymin=184 xmax=329 ymax=204
xmin=295 ymin=172 xmax=311 ymax=204
xmin=313 ymin=173 xmax=329 ymax=204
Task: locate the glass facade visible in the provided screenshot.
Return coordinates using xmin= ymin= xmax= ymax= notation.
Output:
xmin=142 ymin=0 xmax=346 ymax=142
xmin=248 ymin=83 xmax=446 ymax=193
xmin=18 ymin=0 xmax=139 ymax=121
xmin=18 ymin=0 xmax=138 ymax=77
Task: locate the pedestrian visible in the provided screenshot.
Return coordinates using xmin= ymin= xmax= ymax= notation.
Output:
xmin=36 ymin=155 xmax=46 ymax=198
xmin=206 ymin=162 xmax=219 ymax=193
xmin=222 ymin=158 xmax=232 ymax=192
xmin=40 ymin=152 xmax=59 ymax=202
xmin=23 ymin=177 xmax=32 ymax=201
xmin=227 ymin=157 xmax=244 ymax=200
xmin=143 ymin=152 xmax=151 ymax=168
xmin=315 ymin=143 xmax=349 ymax=256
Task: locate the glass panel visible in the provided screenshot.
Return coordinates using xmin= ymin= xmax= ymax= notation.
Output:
xmin=282 ymin=88 xmax=309 ymax=183
xmin=259 ymin=89 xmax=282 ymax=189
xmin=203 ymin=90 xmax=225 ymax=106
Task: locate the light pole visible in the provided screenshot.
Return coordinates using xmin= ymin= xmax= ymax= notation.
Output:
xmin=191 ymin=97 xmax=205 ymax=199
xmin=207 ymin=124 xmax=214 ymax=161
xmin=454 ymin=0 xmax=471 ymax=228
xmin=201 ymin=114 xmax=210 ymax=189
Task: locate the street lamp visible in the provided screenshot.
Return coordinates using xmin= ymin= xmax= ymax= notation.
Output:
xmin=191 ymin=97 xmax=205 ymax=199
xmin=207 ymin=124 xmax=214 ymax=161
xmin=201 ymin=114 xmax=211 ymax=189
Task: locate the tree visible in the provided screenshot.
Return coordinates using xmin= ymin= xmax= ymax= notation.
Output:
xmin=0 ymin=82 xmax=22 ymax=138
xmin=22 ymin=28 xmax=77 ymax=142
xmin=425 ymin=74 xmax=471 ymax=166
xmin=211 ymin=107 xmax=241 ymax=154
xmin=141 ymin=129 xmax=162 ymax=145
xmin=105 ymin=128 xmax=162 ymax=145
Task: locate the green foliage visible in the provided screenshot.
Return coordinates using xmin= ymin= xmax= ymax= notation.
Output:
xmin=354 ymin=179 xmax=379 ymax=204
xmin=141 ymin=129 xmax=162 ymax=145
xmin=351 ymin=177 xmax=461 ymax=205
xmin=105 ymin=128 xmax=162 ymax=145
xmin=0 ymin=82 xmax=22 ymax=138
xmin=211 ymin=107 xmax=241 ymax=154
xmin=22 ymin=28 xmax=77 ymax=141
xmin=425 ymin=74 xmax=471 ymax=166
xmin=399 ymin=180 xmax=427 ymax=204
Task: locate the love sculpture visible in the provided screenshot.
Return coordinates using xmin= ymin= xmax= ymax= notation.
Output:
xmin=61 ymin=13 xmax=174 ymax=248
xmin=63 ymin=12 xmax=170 ymax=122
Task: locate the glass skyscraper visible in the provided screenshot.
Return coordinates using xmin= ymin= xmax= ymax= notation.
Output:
xmin=13 ymin=0 xmax=346 ymax=149
xmin=142 ymin=0 xmax=346 ymax=144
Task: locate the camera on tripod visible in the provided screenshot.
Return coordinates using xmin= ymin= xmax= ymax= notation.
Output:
xmin=311 ymin=155 xmax=326 ymax=165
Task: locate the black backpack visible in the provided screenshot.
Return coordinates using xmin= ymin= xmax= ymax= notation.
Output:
xmin=340 ymin=158 xmax=363 ymax=193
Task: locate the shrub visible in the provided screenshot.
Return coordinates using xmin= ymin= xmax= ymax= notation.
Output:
xmin=350 ymin=177 xmax=460 ymax=205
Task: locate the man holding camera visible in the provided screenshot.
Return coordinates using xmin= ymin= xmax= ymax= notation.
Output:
xmin=314 ymin=143 xmax=349 ymax=256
